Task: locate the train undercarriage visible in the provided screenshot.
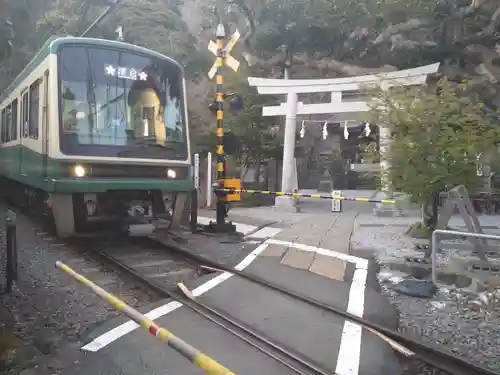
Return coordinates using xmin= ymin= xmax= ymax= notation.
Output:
xmin=0 ymin=178 xmax=192 ymax=238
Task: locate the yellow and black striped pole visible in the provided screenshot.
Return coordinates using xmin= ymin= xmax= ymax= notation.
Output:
xmin=215 ymin=23 xmax=226 ymax=226
xmin=56 ymin=261 xmax=236 ymax=375
xmin=210 ymin=23 xmax=237 ymax=233
xmin=214 ymin=188 xmax=396 ymax=204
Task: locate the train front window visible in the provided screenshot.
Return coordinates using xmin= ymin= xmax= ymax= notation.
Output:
xmin=57 ymin=45 xmax=187 ymax=159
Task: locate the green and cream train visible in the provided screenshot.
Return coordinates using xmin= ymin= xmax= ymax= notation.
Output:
xmin=0 ymin=36 xmax=193 ymax=237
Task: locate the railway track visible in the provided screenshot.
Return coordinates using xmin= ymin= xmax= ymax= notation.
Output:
xmin=27 ymin=219 xmax=202 ymax=307
xmin=25 ymin=211 xmax=498 ymax=375
xmin=91 ymin=238 xmax=338 ymax=375
xmin=74 ymin=236 xmax=200 ymax=287
xmin=30 ymin=220 xmax=331 ymax=374
xmin=139 ymin=235 xmax=498 ymax=375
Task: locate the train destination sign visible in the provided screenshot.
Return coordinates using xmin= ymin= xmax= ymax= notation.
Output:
xmin=104 ymin=64 xmax=148 ymax=81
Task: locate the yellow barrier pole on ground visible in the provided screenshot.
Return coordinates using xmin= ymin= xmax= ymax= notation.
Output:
xmin=55 ymin=261 xmax=235 ymax=375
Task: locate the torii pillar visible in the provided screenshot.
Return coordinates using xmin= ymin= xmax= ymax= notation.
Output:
xmin=248 ymin=63 xmax=440 ymax=213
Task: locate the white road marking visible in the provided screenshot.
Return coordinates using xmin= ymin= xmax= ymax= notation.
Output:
xmin=81 ymin=242 xmax=270 ymax=352
xmin=247 ymin=227 xmax=283 ymax=239
xmin=82 ymin=302 xmax=183 ymax=352
xmin=335 ymin=267 xmax=366 ymax=375
xmin=263 ymin=238 xmax=367 ymax=375
xmin=266 ymin=239 xmax=368 ymax=268
xmin=244 ymin=240 xmax=261 ymax=245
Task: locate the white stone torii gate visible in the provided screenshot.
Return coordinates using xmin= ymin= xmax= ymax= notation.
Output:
xmin=248 ymin=63 xmax=440 ymax=209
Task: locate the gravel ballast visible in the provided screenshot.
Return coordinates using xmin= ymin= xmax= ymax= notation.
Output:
xmin=381 ymin=273 xmax=500 ymax=374
xmin=0 ymin=204 xmax=146 ymax=374
xmin=352 ymin=213 xmax=500 ymax=374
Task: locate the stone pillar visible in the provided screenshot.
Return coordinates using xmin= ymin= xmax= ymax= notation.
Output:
xmin=373 ymin=123 xmax=404 ymax=216
xmin=274 ymin=91 xmax=299 ymax=212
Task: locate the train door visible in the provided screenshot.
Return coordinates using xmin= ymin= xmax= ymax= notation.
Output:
xmin=42 ymin=70 xmax=49 ymax=180
xmin=19 ymin=89 xmax=29 ymax=178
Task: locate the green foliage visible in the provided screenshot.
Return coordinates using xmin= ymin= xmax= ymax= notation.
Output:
xmin=196 ymin=72 xmax=282 ymax=165
xmin=366 ymin=78 xmax=500 ymax=206
xmin=37 ymin=0 xmax=99 ymax=37
xmin=36 ymin=0 xmax=200 ymax=71
xmin=0 ymin=0 xmax=40 ymax=59
xmin=360 ymin=140 xmax=380 ymax=163
xmin=223 ymin=75 xmax=283 ymax=164
xmin=250 ymin=0 xmax=440 ymax=58
xmin=109 ymin=0 xmax=198 ymax=66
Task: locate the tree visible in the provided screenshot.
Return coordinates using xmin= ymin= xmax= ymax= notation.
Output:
xmin=225 ymin=76 xmax=282 ymax=163
xmin=366 ymin=77 xmax=500 ymax=229
xmin=218 ymin=0 xmax=500 ymax=113
xmin=196 ymin=71 xmax=282 ymax=182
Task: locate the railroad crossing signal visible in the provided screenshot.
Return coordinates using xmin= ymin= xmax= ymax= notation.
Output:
xmin=207 ymin=30 xmax=241 ymax=79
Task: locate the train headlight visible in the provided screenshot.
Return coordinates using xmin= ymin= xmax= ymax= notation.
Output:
xmin=166 ymin=169 xmax=176 ymax=179
xmin=73 ymin=165 xmax=87 ymax=178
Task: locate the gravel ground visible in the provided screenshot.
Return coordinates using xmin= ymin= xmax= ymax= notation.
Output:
xmin=381 ymin=276 xmax=500 ymax=374
xmin=0 ymin=205 xmax=253 ymax=375
xmin=352 ymin=213 xmax=500 ymax=374
xmin=0 ymin=204 xmax=155 ymax=375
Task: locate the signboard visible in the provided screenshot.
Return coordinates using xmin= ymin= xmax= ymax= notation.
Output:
xmin=194 ymin=153 xmax=200 ymax=189
xmin=223 ymin=178 xmax=241 ymax=202
xmin=104 ymin=64 xmax=148 ymax=81
xmin=332 ymin=190 xmax=342 ymax=212
xmin=207 ymin=30 xmax=241 ymax=79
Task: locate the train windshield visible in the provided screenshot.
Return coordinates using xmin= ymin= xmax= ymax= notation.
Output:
xmin=57 ymin=45 xmax=188 ymax=159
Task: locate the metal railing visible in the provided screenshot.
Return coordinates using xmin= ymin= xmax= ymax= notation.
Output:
xmin=431 ymin=229 xmax=500 ymax=285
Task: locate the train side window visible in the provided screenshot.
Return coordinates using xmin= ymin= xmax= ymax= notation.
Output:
xmin=22 ymin=91 xmax=29 ymax=138
xmin=5 ymin=104 xmax=11 ymax=142
xmin=10 ymin=99 xmax=18 ymax=141
xmin=1 ymin=108 xmax=5 ymax=143
xmin=29 ymin=80 xmax=40 ymax=139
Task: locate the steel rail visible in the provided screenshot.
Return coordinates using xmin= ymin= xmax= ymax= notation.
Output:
xmin=153 ymin=237 xmax=499 ymax=375
xmin=93 ymin=246 xmax=334 ymax=375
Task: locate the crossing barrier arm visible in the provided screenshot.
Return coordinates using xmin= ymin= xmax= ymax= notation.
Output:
xmin=214 ymin=188 xmax=396 ymax=204
xmin=55 ymin=261 xmax=236 ymax=375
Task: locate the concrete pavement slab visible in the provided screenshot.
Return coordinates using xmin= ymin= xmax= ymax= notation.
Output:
xmin=309 ymin=254 xmax=347 ymax=280
xmin=19 ymin=351 xmax=126 ymax=375
xmin=281 ymin=248 xmax=315 ymax=269
xmin=100 ymin=307 xmax=295 ymax=375
xmin=226 ymin=206 xmax=318 ymax=225
xmin=198 ymin=209 xmax=284 ymax=230
xmin=196 ymin=257 xmax=401 ymax=375
xmin=261 ymin=243 xmax=287 ymax=257
xmin=242 ymin=254 xmax=398 ymax=329
xmin=70 ymin=236 xmax=401 ymax=375
xmin=270 ymin=211 xmax=356 ymax=254
xmin=198 ymin=276 xmax=346 ymax=371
